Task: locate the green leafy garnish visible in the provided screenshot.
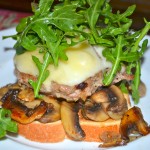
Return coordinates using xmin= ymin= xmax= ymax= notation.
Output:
xmin=0 ymin=108 xmax=18 ymax=138
xmin=3 ymin=0 xmax=150 ymax=102
xmin=29 ymin=52 xmax=51 ymax=98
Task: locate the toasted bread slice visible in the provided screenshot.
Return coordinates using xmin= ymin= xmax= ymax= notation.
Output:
xmin=18 ymin=118 xmax=120 ymax=143
xmin=18 ymin=94 xmax=130 ymax=143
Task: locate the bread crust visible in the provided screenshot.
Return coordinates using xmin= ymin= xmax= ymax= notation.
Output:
xmin=18 ymin=121 xmax=66 ymax=143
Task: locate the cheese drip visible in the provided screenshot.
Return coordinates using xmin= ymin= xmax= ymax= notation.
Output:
xmin=14 ymin=42 xmax=112 ymax=90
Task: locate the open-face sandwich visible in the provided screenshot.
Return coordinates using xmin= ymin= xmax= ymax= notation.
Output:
xmin=0 ymin=0 xmax=150 ymax=148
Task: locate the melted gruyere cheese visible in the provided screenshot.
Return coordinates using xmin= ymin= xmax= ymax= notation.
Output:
xmin=14 ymin=42 xmax=112 ymax=90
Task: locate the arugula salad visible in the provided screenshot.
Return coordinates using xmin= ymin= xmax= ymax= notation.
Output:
xmin=1 ymin=0 xmax=150 ymax=139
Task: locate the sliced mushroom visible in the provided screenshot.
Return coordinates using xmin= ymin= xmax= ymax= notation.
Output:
xmin=2 ymin=89 xmax=47 ymax=124
xmin=0 ymin=83 xmax=61 ymax=124
xmin=82 ymin=99 xmax=109 ymax=122
xmin=106 ymin=85 xmax=128 ymax=120
xmin=99 ymin=106 xmax=150 ymax=148
xmin=91 ymin=89 xmax=109 ymax=103
xmin=82 ymin=85 xmax=128 ymax=121
xmin=99 ymin=138 xmax=126 ymax=148
xmin=18 ymin=88 xmax=35 ymax=101
xmin=99 ymin=130 xmax=121 ymax=143
xmin=90 ymin=89 xmax=111 ymax=115
xmin=0 ymin=83 xmax=20 ymax=100
xmin=20 ymin=99 xmax=41 ymax=108
xmin=120 ymin=106 xmax=150 ymax=141
xmin=38 ymin=96 xmax=61 ymax=123
xmin=61 ymin=101 xmax=85 ymax=141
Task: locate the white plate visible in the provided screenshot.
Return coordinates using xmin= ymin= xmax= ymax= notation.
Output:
xmin=0 ymin=28 xmax=150 ymax=150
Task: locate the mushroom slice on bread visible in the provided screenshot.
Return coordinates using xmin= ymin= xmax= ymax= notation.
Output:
xmin=61 ymin=101 xmax=85 ymax=141
xmin=99 ymin=106 xmax=150 ymax=148
xmin=39 ymin=96 xmax=61 ymax=123
xmin=1 ymin=89 xmax=47 ymax=124
xmin=106 ymin=85 xmax=128 ymax=120
xmin=82 ymin=85 xmax=128 ymax=121
xmin=82 ymin=99 xmax=110 ymax=121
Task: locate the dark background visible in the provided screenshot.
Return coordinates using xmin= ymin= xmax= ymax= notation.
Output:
xmin=0 ymin=0 xmax=150 ymax=31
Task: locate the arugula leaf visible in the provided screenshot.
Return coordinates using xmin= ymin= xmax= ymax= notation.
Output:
xmin=35 ymin=0 xmax=54 ymax=16
xmin=131 ymin=61 xmax=141 ymax=104
xmin=0 ymin=108 xmax=18 ymax=138
xmin=51 ymin=4 xmax=84 ymax=31
xmin=131 ymin=21 xmax=150 ymax=52
xmin=3 ymin=0 xmax=150 ymax=103
xmin=103 ymin=35 xmax=124 ymax=85
xmin=29 ymin=52 xmax=51 ymax=98
xmin=115 ymin=5 xmax=136 ymax=22
xmin=86 ymin=0 xmax=105 ymax=30
xmin=16 ymin=17 xmax=29 ymax=33
xmin=32 ymin=22 xmax=57 ymax=43
xmin=21 ymin=36 xmax=37 ymax=51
